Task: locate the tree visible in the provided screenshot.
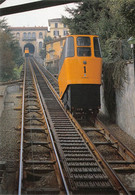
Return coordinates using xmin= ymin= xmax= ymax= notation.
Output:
xmin=120 ymin=0 xmax=135 ymax=36
xmin=0 ymin=30 xmax=14 ymax=81
xmin=39 ymin=36 xmax=53 ymax=60
xmin=0 ymin=19 xmax=24 ymax=81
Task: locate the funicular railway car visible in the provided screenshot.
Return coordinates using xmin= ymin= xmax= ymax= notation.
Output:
xmin=58 ymin=35 xmax=102 ymax=116
xmin=25 ymin=47 xmax=29 ymax=57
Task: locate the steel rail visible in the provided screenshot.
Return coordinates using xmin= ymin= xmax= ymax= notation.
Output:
xmin=38 ymin=63 xmax=58 ymax=84
xmin=31 ymin=58 xmax=61 ymax=104
xmin=28 ymin=58 xmax=70 ymax=195
xmin=33 ymin=58 xmax=58 ymax=84
xmin=18 ymin=61 xmax=26 ymax=195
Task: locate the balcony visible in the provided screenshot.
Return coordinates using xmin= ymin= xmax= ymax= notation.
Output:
xmin=22 ymin=37 xmax=36 ymax=41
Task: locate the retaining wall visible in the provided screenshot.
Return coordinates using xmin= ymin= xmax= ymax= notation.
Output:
xmin=101 ymin=63 xmax=135 ymax=138
xmin=0 ymin=85 xmax=20 ymax=118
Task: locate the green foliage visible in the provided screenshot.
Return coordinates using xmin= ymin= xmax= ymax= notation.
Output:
xmin=120 ymin=0 xmax=135 ymax=36
xmin=63 ymin=0 xmax=108 ymax=35
xmin=103 ymin=62 xmax=116 ymax=120
xmin=0 ymin=19 xmax=24 ymax=82
xmin=12 ymin=65 xmax=23 ymax=80
xmin=63 ymin=0 xmax=133 ymax=120
xmin=39 ymin=36 xmax=53 ymax=59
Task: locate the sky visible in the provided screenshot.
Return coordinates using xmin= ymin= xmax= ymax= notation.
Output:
xmin=0 ymin=0 xmax=77 ymax=27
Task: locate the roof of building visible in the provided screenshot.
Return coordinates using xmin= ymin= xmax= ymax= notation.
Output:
xmin=48 ymin=18 xmax=62 ymax=26
xmin=9 ymin=26 xmax=48 ymax=31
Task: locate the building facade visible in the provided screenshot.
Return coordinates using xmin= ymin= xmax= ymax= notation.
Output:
xmin=45 ymin=37 xmax=66 ymax=74
xmin=48 ymin=18 xmax=69 ymax=38
xmin=9 ymin=18 xmax=69 ymax=58
xmin=10 ymin=26 xmax=48 ymax=57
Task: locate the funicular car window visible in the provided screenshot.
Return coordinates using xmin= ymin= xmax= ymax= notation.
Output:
xmin=77 ymin=47 xmax=91 ymax=56
xmin=93 ymin=37 xmax=101 ymax=57
xmin=77 ymin=37 xmax=91 ymax=46
xmin=59 ymin=36 xmax=74 ymax=73
xmin=65 ymin=36 xmax=74 ymax=57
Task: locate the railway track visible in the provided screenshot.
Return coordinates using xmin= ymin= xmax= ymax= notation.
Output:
xmin=18 ymin=58 xmax=63 ymax=194
xmin=29 ymin=58 xmax=118 ymax=194
xmin=30 ymin=57 xmax=135 ymax=195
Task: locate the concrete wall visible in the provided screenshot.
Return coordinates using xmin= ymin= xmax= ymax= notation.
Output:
xmin=100 ymin=63 xmax=135 ymax=138
xmin=116 ymin=63 xmax=135 ymax=139
xmin=0 ymin=85 xmax=20 ymax=118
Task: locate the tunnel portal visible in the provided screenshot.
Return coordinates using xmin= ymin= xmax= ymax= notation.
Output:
xmin=24 ymin=43 xmax=35 ymax=54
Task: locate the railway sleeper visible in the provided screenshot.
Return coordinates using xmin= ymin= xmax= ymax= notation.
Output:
xmin=69 ymin=167 xmax=102 ymax=173
xmin=60 ymin=140 xmax=84 ymax=143
xmin=113 ymin=167 xmax=135 ymax=173
xmin=94 ymin=141 xmax=115 ymax=146
xmin=108 ymin=160 xmax=135 ymax=165
xmin=25 ymin=117 xmax=44 ymax=122
xmin=75 ymin=180 xmax=112 ymax=188
xmin=83 ymin=127 xmax=101 ymax=132
xmin=24 ymin=127 xmax=46 ymax=133
xmin=24 ymin=141 xmax=51 ymax=148
xmin=66 ymin=158 xmax=95 ymax=162
xmin=25 ymin=108 xmax=40 ymax=111
xmin=71 ymin=177 xmax=109 ymax=182
xmin=67 ymin=162 xmax=98 ymax=167
xmin=25 ymin=187 xmax=60 ymax=194
xmin=25 ymin=167 xmax=54 ymax=173
xmin=24 ymin=160 xmax=56 ymax=165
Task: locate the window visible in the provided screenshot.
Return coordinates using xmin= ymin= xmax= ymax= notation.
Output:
xmin=16 ymin=32 xmax=20 ymax=38
xmin=77 ymin=47 xmax=91 ymax=56
xmin=55 ymin=23 xmax=58 ymax=28
xmin=59 ymin=36 xmax=74 ymax=72
xmin=53 ymin=30 xmax=59 ymax=36
xmin=28 ymin=32 xmax=31 ymax=39
xmin=39 ymin=32 xmax=43 ymax=38
xmin=63 ymin=24 xmax=66 ymax=28
xmin=23 ymin=32 xmax=27 ymax=38
xmin=63 ymin=30 xmax=68 ymax=36
xmin=32 ymin=32 xmax=36 ymax=38
xmin=77 ymin=37 xmax=91 ymax=46
xmin=39 ymin=42 xmax=42 ymax=49
xmin=93 ymin=37 xmax=101 ymax=57
xmin=65 ymin=36 xmax=74 ymax=58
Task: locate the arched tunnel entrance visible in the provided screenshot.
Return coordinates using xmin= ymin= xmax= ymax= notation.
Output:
xmin=24 ymin=43 xmax=35 ymax=54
